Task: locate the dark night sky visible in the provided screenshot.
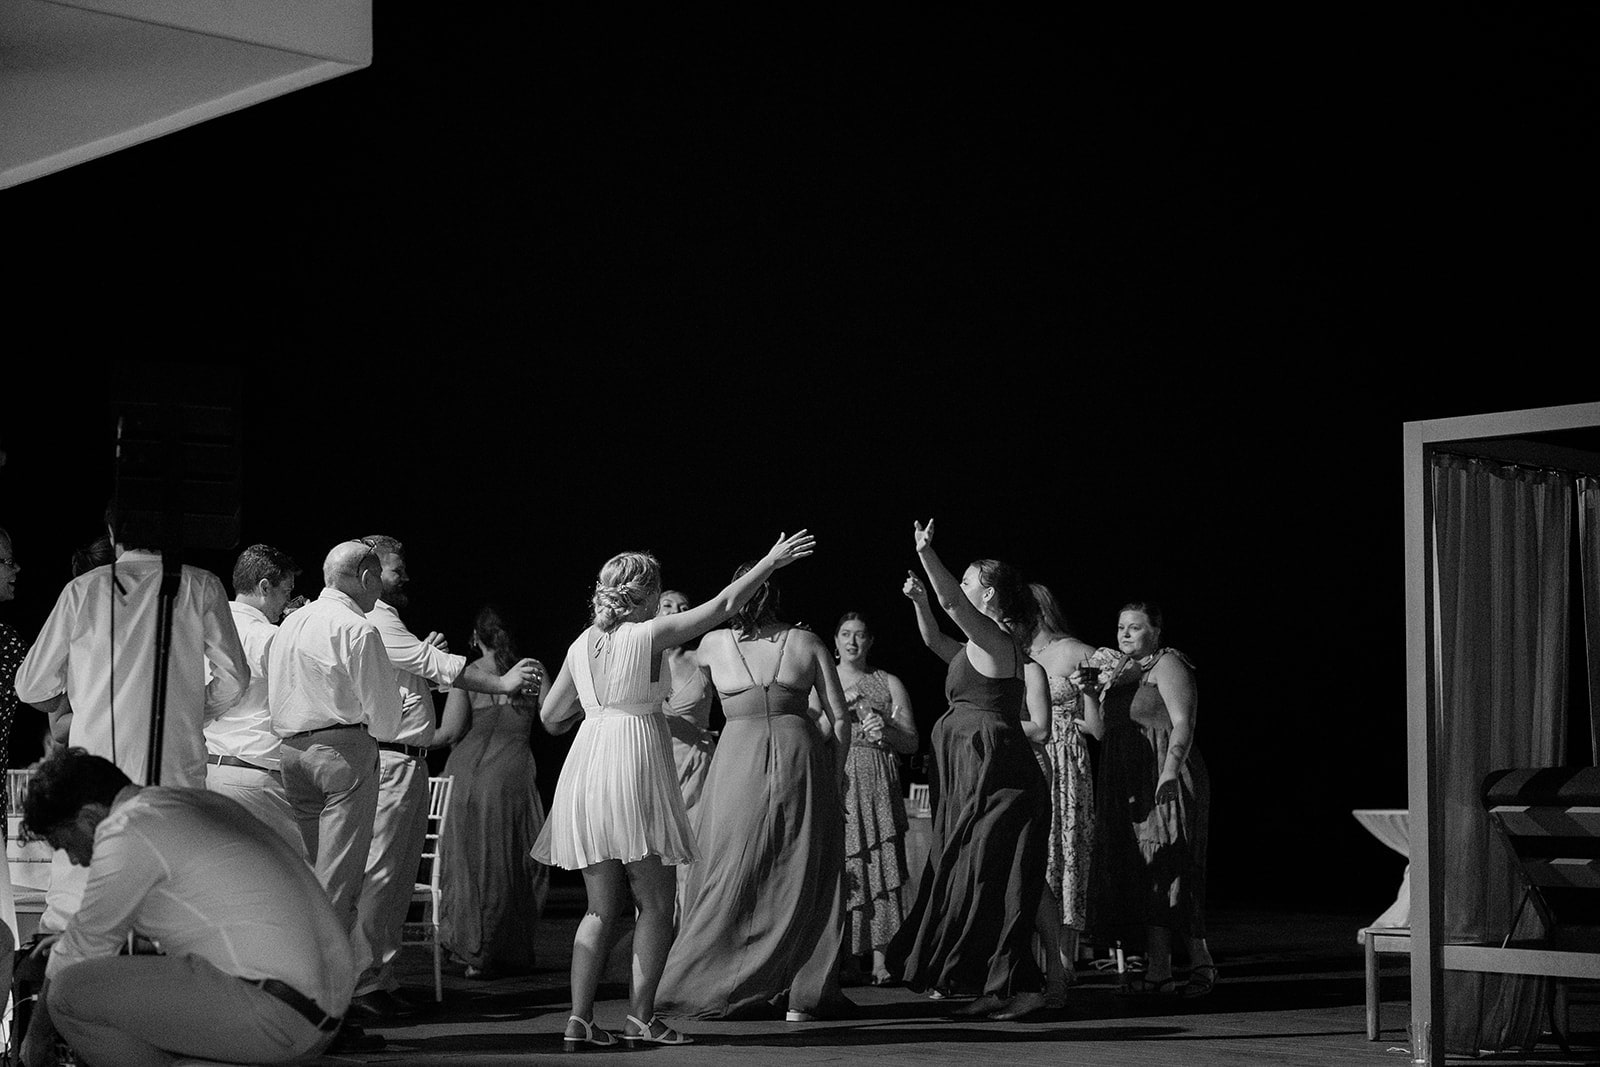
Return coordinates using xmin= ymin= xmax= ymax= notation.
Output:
xmin=4 ymin=11 xmax=1599 ymax=912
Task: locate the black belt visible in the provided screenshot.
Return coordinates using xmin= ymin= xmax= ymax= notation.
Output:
xmin=208 ymin=754 xmax=277 ymax=774
xmin=377 ymin=741 xmax=427 ymax=760
xmin=248 ymin=977 xmax=342 ymax=1032
xmin=286 ymin=723 xmax=367 ymax=739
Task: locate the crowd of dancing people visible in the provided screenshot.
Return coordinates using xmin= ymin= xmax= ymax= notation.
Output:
xmin=0 ymin=514 xmax=1211 ymax=1062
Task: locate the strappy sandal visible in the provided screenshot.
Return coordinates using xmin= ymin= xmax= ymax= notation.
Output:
xmin=1181 ymin=964 xmax=1218 ymax=998
xmin=624 ymin=1014 xmax=694 ymax=1046
xmin=1116 ymin=974 xmax=1176 ymax=996
xmin=563 ymin=1015 xmax=617 ymax=1051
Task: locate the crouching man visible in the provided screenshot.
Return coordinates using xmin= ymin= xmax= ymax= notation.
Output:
xmin=19 ymin=747 xmax=355 ymax=1067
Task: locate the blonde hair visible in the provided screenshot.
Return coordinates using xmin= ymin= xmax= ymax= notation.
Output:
xmin=592 ymin=551 xmax=662 ymax=632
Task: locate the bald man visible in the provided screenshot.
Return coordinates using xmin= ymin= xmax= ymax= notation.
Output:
xmin=266 ymin=540 xmax=403 ymax=944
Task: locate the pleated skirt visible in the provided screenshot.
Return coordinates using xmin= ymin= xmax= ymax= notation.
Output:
xmin=531 ymin=709 xmax=699 ymax=870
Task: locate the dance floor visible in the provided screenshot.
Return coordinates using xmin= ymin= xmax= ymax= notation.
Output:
xmin=305 ymin=886 xmax=1600 ymax=1067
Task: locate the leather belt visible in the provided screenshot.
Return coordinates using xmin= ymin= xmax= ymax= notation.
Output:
xmin=286 ymin=723 xmax=366 ymax=739
xmin=248 ymin=977 xmax=342 ymax=1032
xmin=208 ymin=754 xmax=276 ymax=774
xmin=377 ymin=741 xmax=427 ymax=760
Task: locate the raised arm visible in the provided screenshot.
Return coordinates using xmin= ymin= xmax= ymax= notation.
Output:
xmin=1152 ymin=654 xmax=1198 ymax=804
xmin=1020 ymin=660 xmax=1052 ymax=743
xmin=903 ymin=570 xmax=962 ymax=664
xmin=912 ymin=519 xmax=1014 ymax=663
xmin=649 ymin=530 xmax=816 ymax=656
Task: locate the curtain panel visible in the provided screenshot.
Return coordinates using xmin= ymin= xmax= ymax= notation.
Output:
xmin=1577 ymin=478 xmax=1600 ymax=763
xmin=1431 ymin=453 xmax=1571 ymax=1055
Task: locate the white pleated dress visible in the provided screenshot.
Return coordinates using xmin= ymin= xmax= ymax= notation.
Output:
xmin=532 ymin=621 xmax=700 ymax=870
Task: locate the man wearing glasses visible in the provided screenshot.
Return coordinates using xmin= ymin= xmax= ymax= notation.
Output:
xmin=266 ymin=539 xmax=402 ymax=960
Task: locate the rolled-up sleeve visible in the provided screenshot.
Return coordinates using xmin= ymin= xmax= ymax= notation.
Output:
xmin=46 ymin=820 xmax=160 ymax=980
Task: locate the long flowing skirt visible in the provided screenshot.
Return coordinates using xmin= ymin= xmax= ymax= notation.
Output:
xmin=886 ymin=707 xmax=1048 ymax=997
xmin=438 ymin=726 xmax=549 ymax=969
xmin=657 ymin=712 xmax=844 ymax=1019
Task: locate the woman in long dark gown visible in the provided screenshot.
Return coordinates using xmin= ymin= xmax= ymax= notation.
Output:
xmin=656 ymin=568 xmax=853 ymax=1022
xmin=429 ymin=604 xmax=549 ymax=978
xmin=885 ymin=519 xmax=1053 ymax=1021
xmin=1076 ymin=601 xmax=1215 ymax=997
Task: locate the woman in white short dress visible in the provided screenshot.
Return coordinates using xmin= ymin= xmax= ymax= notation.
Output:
xmin=533 ymin=531 xmax=816 ymax=1050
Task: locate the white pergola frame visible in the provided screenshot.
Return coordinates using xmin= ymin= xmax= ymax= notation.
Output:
xmin=1404 ymin=401 xmax=1600 ymax=1065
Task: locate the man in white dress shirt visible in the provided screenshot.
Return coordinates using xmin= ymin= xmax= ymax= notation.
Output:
xmin=266 ymin=539 xmax=402 ymax=942
xmin=204 ymin=543 xmax=303 ymax=848
xmin=348 ymin=534 xmax=542 ymax=1019
xmin=14 ymin=516 xmax=249 ymax=932
xmin=18 ymin=746 xmax=354 ymax=1067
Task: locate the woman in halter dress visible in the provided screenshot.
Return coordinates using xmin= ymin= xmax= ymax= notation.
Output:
xmin=429 ymin=603 xmax=549 ymax=978
xmin=831 ymin=611 xmax=918 ymax=986
xmin=885 ymin=519 xmax=1054 ymax=1021
xmin=532 ymin=531 xmax=817 ymax=1050
xmin=656 ymin=568 xmax=853 ymax=1021
xmin=1025 ymin=582 xmax=1103 ymax=993
xmin=1075 ymin=601 xmax=1215 ymax=998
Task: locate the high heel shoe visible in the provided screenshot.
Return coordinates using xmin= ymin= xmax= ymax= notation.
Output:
xmin=563 ymin=1015 xmax=617 ymax=1051
xmin=1044 ymin=974 xmax=1069 ymax=1010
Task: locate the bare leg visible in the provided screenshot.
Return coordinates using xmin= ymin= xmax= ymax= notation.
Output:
xmin=623 ymin=857 xmax=679 ymax=1028
xmin=871 ymin=949 xmax=891 ymax=984
xmin=571 ymin=861 xmax=628 ymax=1025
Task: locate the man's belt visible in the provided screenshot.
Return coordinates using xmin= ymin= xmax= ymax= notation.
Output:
xmin=207 ymin=754 xmax=277 ymax=774
xmin=248 ymin=977 xmax=342 ymax=1032
xmin=377 ymin=741 xmax=427 ymax=761
xmin=285 ymin=723 xmax=367 ymax=739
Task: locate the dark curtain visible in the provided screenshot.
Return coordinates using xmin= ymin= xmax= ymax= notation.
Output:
xmin=1432 ymin=454 xmax=1570 ymax=1055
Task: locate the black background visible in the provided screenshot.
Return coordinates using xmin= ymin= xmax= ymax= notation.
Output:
xmin=4 ymin=10 xmax=1599 ymax=914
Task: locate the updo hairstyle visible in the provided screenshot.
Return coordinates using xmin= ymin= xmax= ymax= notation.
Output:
xmin=730 ymin=560 xmax=782 ymax=639
xmin=473 ymin=603 xmax=523 ymax=676
xmin=592 ymin=551 xmax=662 ymax=632
xmin=971 ymin=558 xmax=1040 ymax=644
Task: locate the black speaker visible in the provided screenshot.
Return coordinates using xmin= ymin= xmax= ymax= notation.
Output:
xmin=111 ymin=370 xmax=243 ymax=554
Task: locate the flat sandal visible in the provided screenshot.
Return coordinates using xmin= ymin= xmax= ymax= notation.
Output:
xmin=563 ymin=1014 xmax=617 ymax=1051
xmin=624 ymin=1013 xmax=693 ymax=1046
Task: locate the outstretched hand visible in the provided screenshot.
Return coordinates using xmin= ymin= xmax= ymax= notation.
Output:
xmin=902 ymin=570 xmax=928 ymax=601
xmin=764 ymin=529 xmax=817 ymax=570
xmin=913 ymin=518 xmax=935 ymax=552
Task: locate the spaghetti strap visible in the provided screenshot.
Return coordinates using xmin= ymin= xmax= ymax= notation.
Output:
xmin=730 ymin=628 xmax=792 ymax=690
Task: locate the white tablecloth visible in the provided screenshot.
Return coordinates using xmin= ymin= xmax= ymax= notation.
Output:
xmin=1352 ymin=809 xmax=1410 ymax=937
